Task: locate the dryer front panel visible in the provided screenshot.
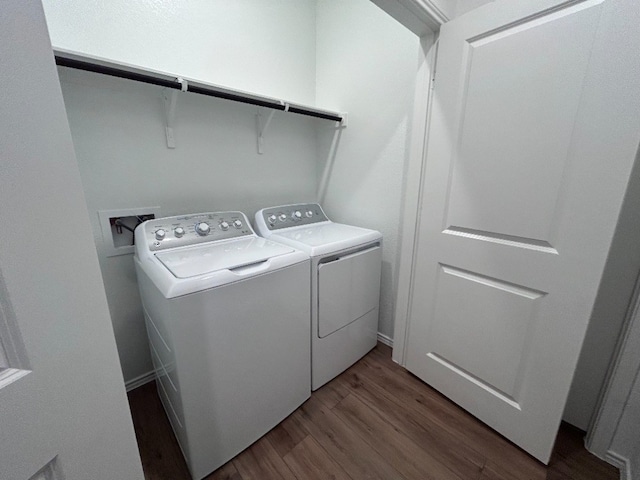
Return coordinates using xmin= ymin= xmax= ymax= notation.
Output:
xmin=317 ymin=245 xmax=381 ymax=338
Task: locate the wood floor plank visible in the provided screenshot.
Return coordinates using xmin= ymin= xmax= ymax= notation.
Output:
xmin=352 ymin=351 xmax=547 ymax=479
xmin=333 ymin=393 xmax=464 ymax=480
xmin=332 ymin=367 xmax=485 ymax=479
xmin=283 ymin=435 xmax=352 ymax=480
xmin=312 ymin=376 xmax=351 ymax=409
xmin=128 ymin=343 xmax=618 ymax=480
xmin=127 ymin=382 xmax=192 ymax=480
xmin=545 ymin=425 xmax=620 ymax=480
xmin=232 ymin=436 xmax=297 ymax=480
xmin=202 ymin=461 xmax=242 ymax=480
xmin=293 ymin=395 xmax=407 ymax=480
xmin=265 ymin=411 xmax=309 ymax=459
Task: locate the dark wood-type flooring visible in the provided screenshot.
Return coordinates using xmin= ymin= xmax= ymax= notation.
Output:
xmin=128 ymin=343 xmax=618 ymax=480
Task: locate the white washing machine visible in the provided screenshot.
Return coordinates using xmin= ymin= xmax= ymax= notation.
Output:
xmin=255 ymin=203 xmax=382 ymax=390
xmin=134 ymin=211 xmax=311 ymax=480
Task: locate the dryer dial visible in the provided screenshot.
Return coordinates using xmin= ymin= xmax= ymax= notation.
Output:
xmin=195 ymin=222 xmax=211 ymax=236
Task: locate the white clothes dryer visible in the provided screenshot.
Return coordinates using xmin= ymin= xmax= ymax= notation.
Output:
xmin=134 ymin=211 xmax=310 ymax=480
xmin=255 ymin=203 xmax=382 ymax=390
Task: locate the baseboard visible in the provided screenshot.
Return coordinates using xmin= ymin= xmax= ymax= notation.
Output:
xmin=125 ymin=370 xmax=157 ymax=392
xmin=606 ymin=450 xmax=631 ymax=480
xmin=377 ymin=332 xmax=394 ymax=348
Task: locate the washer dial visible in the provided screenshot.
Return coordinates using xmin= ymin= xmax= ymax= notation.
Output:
xmin=267 ymin=214 xmax=277 ymax=225
xmin=292 ymin=210 xmax=302 ymax=221
xmin=195 ymin=222 xmax=210 ymax=236
xmin=220 ymin=221 xmax=229 ymax=231
xmin=155 ymin=229 xmax=166 ymax=241
xmin=233 ymin=220 xmax=243 ymax=229
xmin=174 ymin=227 xmax=185 ymax=238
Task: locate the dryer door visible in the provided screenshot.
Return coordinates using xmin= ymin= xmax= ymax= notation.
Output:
xmin=318 ymin=245 xmax=381 ymax=338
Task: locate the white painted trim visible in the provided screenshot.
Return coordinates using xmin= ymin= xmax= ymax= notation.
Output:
xmin=605 ymin=451 xmax=630 ymax=480
xmin=391 ymin=33 xmax=437 ymax=366
xmin=371 ymin=0 xmax=446 ymax=37
xmin=377 ymin=332 xmax=394 ymax=348
xmin=125 ymin=369 xmax=157 ymax=392
xmin=587 ymin=275 xmax=640 ymax=457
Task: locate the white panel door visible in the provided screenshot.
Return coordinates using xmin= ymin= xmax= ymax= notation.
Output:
xmin=0 ymin=1 xmax=144 ymax=479
xmin=405 ymin=0 xmax=640 ymax=463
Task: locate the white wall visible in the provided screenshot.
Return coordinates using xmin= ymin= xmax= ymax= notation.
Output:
xmin=59 ymin=68 xmax=319 ymax=383
xmin=42 ymin=0 xmax=317 ymax=106
xmin=564 ymin=156 xmax=640 ymax=430
xmin=316 ymin=0 xmax=420 ymax=340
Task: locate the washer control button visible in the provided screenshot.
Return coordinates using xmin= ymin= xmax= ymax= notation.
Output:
xmin=292 ymin=210 xmax=302 ymax=221
xmin=278 ymin=213 xmax=287 ymax=222
xmin=174 ymin=227 xmax=185 ymax=238
xmin=267 ymin=214 xmax=277 ymax=225
xmin=305 ymin=210 xmax=313 ymax=218
xmin=155 ymin=229 xmax=166 ymax=241
xmin=220 ymin=221 xmax=229 ymax=231
xmin=195 ymin=222 xmax=210 ymax=236
xmin=233 ymin=220 xmax=243 ymax=229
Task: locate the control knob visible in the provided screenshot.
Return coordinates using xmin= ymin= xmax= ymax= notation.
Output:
xmin=292 ymin=210 xmax=302 ymax=221
xmin=278 ymin=213 xmax=287 ymax=222
xmin=174 ymin=227 xmax=185 ymax=238
xmin=220 ymin=221 xmax=229 ymax=231
xmin=195 ymin=222 xmax=210 ymax=236
xmin=305 ymin=210 xmax=313 ymax=218
xmin=267 ymin=214 xmax=277 ymax=225
xmin=233 ymin=220 xmax=243 ymax=229
xmin=155 ymin=229 xmax=166 ymax=241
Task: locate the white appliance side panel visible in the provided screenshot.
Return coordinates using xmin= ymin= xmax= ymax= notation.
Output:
xmin=168 ymin=261 xmax=311 ymax=480
xmin=317 ymin=246 xmax=382 ymax=338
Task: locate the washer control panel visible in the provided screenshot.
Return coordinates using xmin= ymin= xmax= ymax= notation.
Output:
xmin=261 ymin=203 xmax=328 ymax=231
xmin=141 ymin=211 xmax=253 ymax=251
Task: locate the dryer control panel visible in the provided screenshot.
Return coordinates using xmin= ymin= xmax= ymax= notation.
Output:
xmin=137 ymin=211 xmax=254 ymax=252
xmin=260 ymin=203 xmax=328 ymax=231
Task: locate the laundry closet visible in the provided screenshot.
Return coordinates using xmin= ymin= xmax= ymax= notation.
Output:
xmin=26 ymin=0 xmax=640 ymax=473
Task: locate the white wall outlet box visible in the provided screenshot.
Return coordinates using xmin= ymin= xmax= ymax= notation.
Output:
xmin=98 ymin=207 xmax=161 ymax=257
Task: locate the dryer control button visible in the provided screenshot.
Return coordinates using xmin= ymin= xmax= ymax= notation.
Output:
xmin=220 ymin=221 xmax=229 ymax=231
xmin=233 ymin=220 xmax=243 ymax=229
xmin=195 ymin=222 xmax=210 ymax=236
xmin=174 ymin=227 xmax=185 ymax=238
xmin=155 ymin=229 xmax=166 ymax=241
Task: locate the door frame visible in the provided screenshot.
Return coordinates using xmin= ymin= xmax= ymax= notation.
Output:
xmin=586 ymin=270 xmax=640 ymax=475
xmin=391 ymin=31 xmax=438 ymax=366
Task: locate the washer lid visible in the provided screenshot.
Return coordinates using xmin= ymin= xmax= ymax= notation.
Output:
xmin=155 ymin=237 xmax=295 ymax=278
xmin=270 ymin=222 xmax=381 ymax=255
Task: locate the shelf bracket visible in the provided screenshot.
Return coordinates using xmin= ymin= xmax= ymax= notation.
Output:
xmin=163 ymin=77 xmax=188 ymax=149
xmin=338 ymin=112 xmax=348 ymax=128
xmin=256 ymin=104 xmax=282 ymax=155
